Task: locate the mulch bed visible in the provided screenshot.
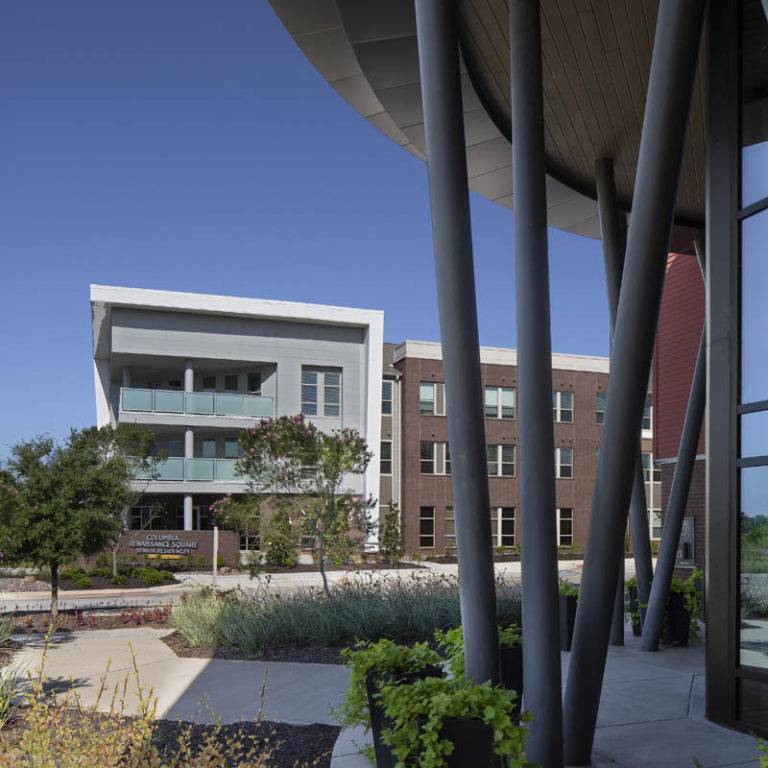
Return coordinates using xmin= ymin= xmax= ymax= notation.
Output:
xmin=10 ymin=607 xmax=171 ymax=634
xmin=161 ymin=630 xmax=349 ymax=664
xmin=0 ymin=708 xmax=338 ymax=768
xmin=58 ymin=575 xmax=178 ymax=590
xmin=256 ymin=561 xmax=423 ymax=574
xmin=429 ymin=553 xmax=583 ymax=564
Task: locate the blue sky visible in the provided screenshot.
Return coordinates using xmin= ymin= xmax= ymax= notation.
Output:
xmin=0 ymin=0 xmax=609 ymax=457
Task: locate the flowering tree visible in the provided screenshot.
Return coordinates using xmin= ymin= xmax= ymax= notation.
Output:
xmin=235 ymin=414 xmax=375 ymax=596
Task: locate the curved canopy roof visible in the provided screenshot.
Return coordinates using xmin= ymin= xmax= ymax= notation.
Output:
xmin=269 ymin=0 xmax=702 ymax=247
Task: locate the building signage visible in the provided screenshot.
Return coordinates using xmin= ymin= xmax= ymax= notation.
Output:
xmin=675 ymin=517 xmax=695 ymax=568
xmin=127 ymin=533 xmax=200 ymax=557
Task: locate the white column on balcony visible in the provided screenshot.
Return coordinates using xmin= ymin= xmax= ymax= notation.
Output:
xmin=184 ymin=428 xmax=194 ymax=530
xmin=184 ymin=360 xmax=194 ymax=393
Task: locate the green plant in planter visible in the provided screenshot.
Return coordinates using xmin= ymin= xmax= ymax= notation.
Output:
xmin=669 ymin=566 xmax=703 ymax=643
xmin=377 ymin=675 xmax=532 ymax=768
xmin=434 ymin=624 xmax=521 ymax=678
xmin=558 ymin=579 xmax=579 ymax=597
xmin=334 ymin=638 xmax=443 ymax=733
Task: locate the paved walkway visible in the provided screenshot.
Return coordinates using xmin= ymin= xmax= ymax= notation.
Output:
xmin=4 ymin=623 xmax=762 ymax=767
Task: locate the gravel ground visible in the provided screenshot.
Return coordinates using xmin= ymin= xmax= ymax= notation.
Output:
xmin=0 ymin=578 xmax=51 ymax=593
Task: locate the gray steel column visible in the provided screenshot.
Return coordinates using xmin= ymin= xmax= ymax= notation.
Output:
xmin=641 ymin=319 xmax=706 ymax=651
xmin=630 ymin=455 xmax=653 ymax=622
xmin=510 ymin=2 xmax=563 ymax=764
xmin=414 ymin=0 xmax=501 ymax=686
xmin=595 ymin=158 xmax=628 ymax=647
xmin=563 ymin=2 xmax=705 ymax=763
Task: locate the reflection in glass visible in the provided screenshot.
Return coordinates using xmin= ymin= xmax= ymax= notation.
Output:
xmin=741 ymin=211 xmax=768 ymax=404
xmin=741 ymin=0 xmax=768 ymax=207
xmin=740 ymin=466 xmax=768 ymax=669
xmin=742 ymin=411 xmax=768 ymax=458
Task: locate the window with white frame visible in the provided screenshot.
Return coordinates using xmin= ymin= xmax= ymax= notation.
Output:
xmin=487 ymin=444 xmax=516 ymax=476
xmin=641 ymin=451 xmax=662 ymax=483
xmin=596 ymin=393 xmax=607 ymax=425
xmin=445 ymin=506 xmax=455 ymax=550
xmin=301 ymin=368 xmax=342 ymax=417
xmin=130 ymin=506 xmax=156 ymax=530
xmin=382 ymin=380 xmax=393 ymax=415
xmin=247 ymin=372 xmax=262 ymax=394
xmin=490 ymin=507 xmax=516 ymax=547
xmin=641 ymin=451 xmax=662 ymax=539
xmin=557 ymin=508 xmax=574 ymax=545
xmin=420 ymin=441 xmax=450 ymax=474
xmin=380 ymin=441 xmax=392 ymax=475
xmin=555 ymin=447 xmax=574 ymax=478
xmin=420 ymin=506 xmax=435 ymax=548
xmin=485 ymin=386 xmax=516 ymax=419
xmin=642 ymin=394 xmax=653 ymax=431
xmin=224 ymin=439 xmax=239 ymax=459
xmin=553 ymin=391 xmax=574 ymax=422
xmin=420 ymin=382 xmax=446 ymax=415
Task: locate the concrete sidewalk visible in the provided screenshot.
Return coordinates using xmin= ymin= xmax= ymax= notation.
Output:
xmin=4 ymin=622 xmax=761 ymax=767
xmin=333 ymin=629 xmax=762 ymax=768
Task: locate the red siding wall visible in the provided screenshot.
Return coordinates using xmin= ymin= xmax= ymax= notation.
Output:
xmin=653 ymin=253 xmax=706 ymax=461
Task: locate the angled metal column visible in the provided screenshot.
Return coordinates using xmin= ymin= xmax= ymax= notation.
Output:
xmin=595 ymin=158 xmax=629 ymax=648
xmin=563 ymin=2 xmax=705 ymax=763
xmin=414 ymin=0 xmax=501 ymax=686
xmin=630 ymin=454 xmax=654 ymax=623
xmin=641 ymin=241 xmax=706 ymax=652
xmin=509 ymin=2 xmax=563 ymax=764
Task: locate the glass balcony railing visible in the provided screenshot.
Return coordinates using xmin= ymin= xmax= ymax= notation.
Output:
xmin=120 ymin=388 xmax=273 ymax=419
xmin=131 ymin=457 xmax=243 ymax=483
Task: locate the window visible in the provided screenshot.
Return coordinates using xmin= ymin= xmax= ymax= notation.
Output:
xmin=485 ymin=386 xmax=516 ymax=419
xmin=167 ymin=439 xmax=183 ymax=458
xmin=487 ymin=444 xmax=516 ymax=476
xmin=557 ymin=508 xmax=574 ymax=546
xmin=553 ymin=391 xmax=574 ymax=422
xmin=224 ymin=374 xmax=239 ymax=392
xmin=420 ymin=442 xmax=450 ymax=474
xmin=168 ymin=379 xmax=182 ymax=390
xmin=130 ymin=506 xmax=155 ymax=530
xmin=201 ymin=439 xmax=216 ymax=458
xmin=224 ymin=439 xmax=239 ymax=459
xmin=445 ymin=507 xmax=455 ymax=549
xmin=380 ymin=441 xmax=392 ymax=474
xmin=202 ymin=375 xmax=216 ymax=392
xmin=641 ymin=452 xmax=661 ymax=483
xmin=420 ymin=382 xmax=445 ymax=415
xmin=491 ymin=507 xmax=516 ymax=547
xmin=301 ymin=368 xmax=342 ymax=417
xmin=596 ymin=393 xmax=607 ymax=425
xmin=247 ymin=373 xmax=262 ymax=394
xmin=642 ymin=394 xmax=652 ymax=431
xmin=555 ymin=447 xmax=573 ymax=478
xmin=419 ymin=507 xmax=435 ymax=548
xmin=382 ymin=380 xmax=393 ymax=415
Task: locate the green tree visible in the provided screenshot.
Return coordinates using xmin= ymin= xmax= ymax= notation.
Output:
xmin=210 ymin=493 xmax=262 ymax=552
xmin=379 ymin=502 xmax=404 ymax=566
xmin=262 ymin=503 xmax=299 ymax=568
xmin=236 ymin=414 xmax=375 ymax=596
xmin=0 ymin=426 xmax=156 ymax=623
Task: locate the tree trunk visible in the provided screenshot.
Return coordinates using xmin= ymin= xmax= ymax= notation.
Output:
xmin=50 ymin=562 xmax=59 ymax=629
xmin=317 ymin=532 xmax=331 ymax=598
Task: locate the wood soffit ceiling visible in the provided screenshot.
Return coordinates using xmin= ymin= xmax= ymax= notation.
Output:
xmin=269 ymin=0 xmax=705 ymax=245
xmin=457 ymin=0 xmax=706 ymax=226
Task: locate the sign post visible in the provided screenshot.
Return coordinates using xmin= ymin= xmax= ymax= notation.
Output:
xmin=212 ymin=525 xmax=219 ymax=591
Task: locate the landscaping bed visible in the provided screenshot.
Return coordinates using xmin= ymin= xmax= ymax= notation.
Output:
xmin=10 ymin=606 xmax=171 ymax=634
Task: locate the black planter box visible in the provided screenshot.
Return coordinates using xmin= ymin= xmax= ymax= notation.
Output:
xmin=559 ymin=593 xmax=578 ymax=651
xmin=627 ymin=585 xmax=642 ymax=637
xmin=500 ymin=645 xmax=523 ymax=718
xmin=435 ymin=717 xmax=493 ymax=767
xmin=366 ymin=666 xmax=442 ymax=768
xmin=661 ymin=591 xmax=690 ymax=646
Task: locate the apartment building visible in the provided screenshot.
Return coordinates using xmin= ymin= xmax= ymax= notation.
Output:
xmin=381 ymin=341 xmax=659 ymax=556
xmin=90 ymin=285 xmax=383 ymax=532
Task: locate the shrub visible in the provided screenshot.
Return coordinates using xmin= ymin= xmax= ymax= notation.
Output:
xmin=87 ymin=567 xmax=112 ymax=579
xmin=136 ymin=568 xmax=163 ymax=586
xmin=111 ymin=574 xmax=128 ymax=586
xmin=73 ymin=576 xmax=91 ymax=589
xmin=378 ymin=503 xmax=404 ymax=566
xmin=434 ymin=623 xmax=521 ymax=678
xmin=0 ymin=614 xmax=13 ymax=649
xmin=0 ymin=643 xmax=277 ymax=767
xmin=262 ymin=505 xmax=299 ymax=569
xmin=60 ymin=567 xmax=86 ymax=582
xmin=216 ymin=554 xmax=226 ymax=569
xmin=171 ymin=574 xmax=522 ymax=654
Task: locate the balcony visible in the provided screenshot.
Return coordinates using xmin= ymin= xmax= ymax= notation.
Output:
xmin=120 ymin=387 xmax=273 ymax=419
xmin=133 ymin=457 xmax=244 ymax=482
